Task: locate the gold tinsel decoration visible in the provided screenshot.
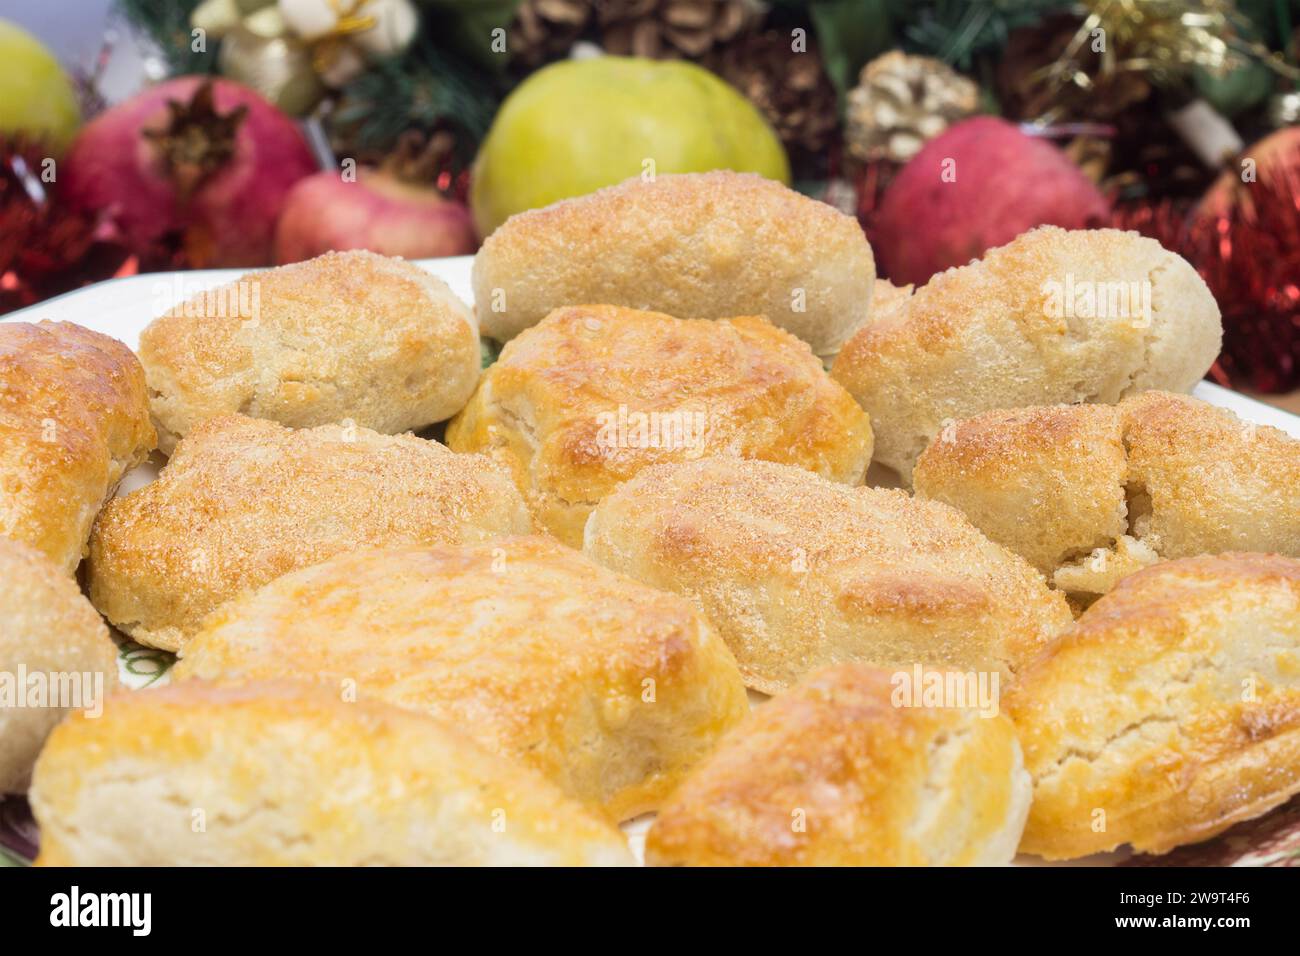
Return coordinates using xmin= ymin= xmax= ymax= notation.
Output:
xmin=1033 ymin=0 xmax=1300 ymax=121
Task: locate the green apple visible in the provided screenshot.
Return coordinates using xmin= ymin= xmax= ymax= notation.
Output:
xmin=471 ymin=56 xmax=790 ymax=238
xmin=0 ymin=19 xmax=80 ymax=153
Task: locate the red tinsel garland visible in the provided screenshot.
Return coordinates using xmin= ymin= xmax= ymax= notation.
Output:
xmin=1112 ymin=162 xmax=1300 ymax=394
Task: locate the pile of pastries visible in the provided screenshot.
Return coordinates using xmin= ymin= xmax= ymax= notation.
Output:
xmin=2 ymin=171 xmax=1298 ymax=867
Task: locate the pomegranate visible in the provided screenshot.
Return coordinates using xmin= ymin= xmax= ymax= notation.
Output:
xmin=61 ymin=77 xmax=317 ymax=268
xmin=274 ymin=134 xmax=477 ymax=264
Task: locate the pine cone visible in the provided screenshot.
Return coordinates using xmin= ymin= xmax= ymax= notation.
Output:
xmin=845 ymin=51 xmax=980 ymax=165
xmin=710 ymin=30 xmax=838 ymax=155
xmin=511 ymin=0 xmax=593 ymax=69
xmin=598 ymin=0 xmax=755 ymax=60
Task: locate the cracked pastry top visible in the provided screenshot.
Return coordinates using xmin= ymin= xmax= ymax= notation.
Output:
xmin=174 ymin=536 xmax=749 ymax=822
xmin=0 ymin=320 xmax=155 ymax=574
xmin=472 ymin=170 xmax=876 ymax=358
xmin=445 ymin=304 xmax=874 ymax=547
xmin=139 ymin=249 xmax=481 ymax=455
xmin=913 ymin=391 xmax=1300 ymax=600
xmin=583 ymin=457 xmax=1072 ymax=693
xmin=0 ymin=538 xmax=120 ymax=795
xmin=1008 ymin=552 xmax=1300 ymax=860
xmin=831 ymin=226 xmax=1223 ymax=482
xmin=31 ymin=680 xmax=634 ymax=866
xmin=86 ymin=414 xmax=532 ymax=652
xmin=645 ymin=663 xmax=1031 ymax=866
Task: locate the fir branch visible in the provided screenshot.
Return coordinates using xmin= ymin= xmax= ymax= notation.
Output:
xmin=331 ymin=38 xmax=500 ymax=163
xmin=114 ymin=0 xmax=218 ymax=75
xmin=893 ymin=0 xmax=1073 ymax=69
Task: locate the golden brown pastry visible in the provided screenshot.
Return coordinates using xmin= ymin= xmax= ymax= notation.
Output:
xmin=583 ymin=457 xmax=1072 ymax=693
xmin=0 ymin=538 xmax=120 ymax=794
xmin=174 ymin=536 xmax=748 ymax=822
xmin=0 ymin=321 xmax=155 ymax=574
xmin=646 ymin=663 xmax=1031 ymax=866
xmin=473 ymin=171 xmax=875 ymax=357
xmin=87 ymin=414 xmax=531 ymax=652
xmin=140 ymin=250 xmax=480 ymax=455
xmin=446 ymin=305 xmax=873 ymax=546
xmin=832 ymin=227 xmax=1222 ymax=481
xmin=31 ymin=680 xmax=634 ymax=866
xmin=914 ymin=391 xmax=1300 ymax=598
xmin=1008 ymin=553 xmax=1300 ymax=859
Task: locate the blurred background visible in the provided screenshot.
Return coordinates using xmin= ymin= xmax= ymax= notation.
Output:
xmin=1 ymin=0 xmax=1297 ymax=407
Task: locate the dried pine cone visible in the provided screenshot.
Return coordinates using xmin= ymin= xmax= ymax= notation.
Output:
xmin=511 ymin=0 xmax=593 ymax=69
xmin=845 ymin=51 xmax=980 ymax=165
xmin=597 ymin=0 xmax=755 ymax=60
xmin=710 ymin=30 xmax=838 ymax=154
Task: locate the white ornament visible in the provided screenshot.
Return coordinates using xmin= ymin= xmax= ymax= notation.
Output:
xmin=277 ymin=0 xmax=418 ymax=87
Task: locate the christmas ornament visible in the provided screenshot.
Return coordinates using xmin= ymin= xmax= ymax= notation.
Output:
xmin=1115 ymin=150 xmax=1300 ymax=394
xmin=470 ymin=55 xmax=788 ymax=237
xmin=509 ymin=0 xmax=592 ymax=69
xmin=996 ymin=12 xmax=1151 ymax=125
xmin=597 ymin=0 xmax=756 ymax=60
xmin=280 ymin=0 xmax=418 ymax=87
xmin=845 ymin=50 xmax=979 ymax=165
xmin=871 ymin=116 xmax=1110 ymax=286
xmin=274 ymin=131 xmax=477 ymax=262
xmin=193 ymin=0 xmax=418 ymax=111
xmin=0 ymin=140 xmax=132 ymax=313
xmin=0 ymin=20 xmax=81 ymax=153
xmin=709 ymin=30 xmax=838 ymax=156
xmin=1031 ymin=0 xmax=1300 ymax=121
xmin=217 ymin=7 xmax=325 ymax=114
xmin=1198 ymin=125 xmax=1300 ymax=219
xmin=61 ymin=77 xmax=318 ymax=268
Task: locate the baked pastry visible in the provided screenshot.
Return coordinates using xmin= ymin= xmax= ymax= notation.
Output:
xmin=914 ymin=391 xmax=1300 ymax=598
xmin=583 ymin=457 xmax=1072 ymax=693
xmin=30 ymin=680 xmax=634 ymax=866
xmin=473 ymin=171 xmax=875 ymax=357
xmin=1008 ymin=553 xmax=1300 ymax=859
xmin=832 ymin=226 xmax=1222 ymax=481
xmin=446 ymin=305 xmax=873 ymax=546
xmin=0 ymin=321 xmax=155 ymax=574
xmin=173 ymin=536 xmax=747 ymax=821
xmin=0 ymin=539 xmax=120 ymax=794
xmin=645 ymin=663 xmax=1031 ymax=866
xmin=140 ymin=250 xmax=480 ymax=455
xmin=87 ymin=414 xmax=532 ymax=652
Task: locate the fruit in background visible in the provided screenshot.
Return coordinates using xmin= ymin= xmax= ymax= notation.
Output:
xmin=61 ymin=77 xmax=317 ymax=268
xmin=0 ymin=19 xmax=80 ymax=152
xmin=274 ymin=171 xmax=476 ymax=263
xmin=470 ymin=55 xmax=790 ymax=238
xmin=1197 ymin=125 xmax=1300 ymax=221
xmin=872 ymin=116 xmax=1110 ymax=286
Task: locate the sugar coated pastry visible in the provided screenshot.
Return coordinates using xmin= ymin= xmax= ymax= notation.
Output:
xmin=914 ymin=391 xmax=1300 ymax=598
xmin=1008 ymin=553 xmax=1300 ymax=859
xmin=0 ymin=321 xmax=155 ymax=574
xmin=30 ymin=681 xmax=634 ymax=866
xmin=0 ymin=539 xmax=120 ymax=794
xmin=87 ymin=414 xmax=532 ymax=652
xmin=140 ymin=250 xmax=480 ymax=455
xmin=446 ymin=304 xmax=873 ymax=547
xmin=472 ymin=171 xmax=876 ymax=357
xmin=832 ymin=226 xmax=1223 ymax=481
xmin=583 ymin=457 xmax=1072 ymax=693
xmin=174 ymin=536 xmax=748 ymax=821
xmin=645 ymin=663 xmax=1031 ymax=866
